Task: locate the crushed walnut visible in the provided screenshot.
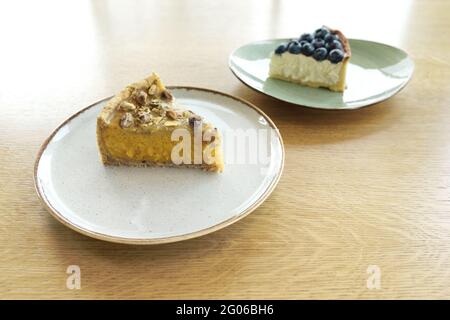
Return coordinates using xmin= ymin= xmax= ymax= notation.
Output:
xmin=135 ymin=90 xmax=148 ymax=106
xmin=120 ymin=112 xmax=134 ymax=128
xmin=137 ymin=110 xmax=151 ymax=123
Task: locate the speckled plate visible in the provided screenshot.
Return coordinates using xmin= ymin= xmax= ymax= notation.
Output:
xmin=229 ymin=39 xmax=414 ymax=109
xmin=34 ymin=87 xmax=284 ymax=244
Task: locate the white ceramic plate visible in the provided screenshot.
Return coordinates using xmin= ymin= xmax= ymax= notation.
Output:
xmin=34 ymin=87 xmax=284 ymax=244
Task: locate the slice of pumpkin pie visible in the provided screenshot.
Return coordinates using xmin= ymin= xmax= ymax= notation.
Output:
xmin=96 ymin=73 xmax=224 ymax=172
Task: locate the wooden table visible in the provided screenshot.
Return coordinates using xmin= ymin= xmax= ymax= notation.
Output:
xmin=1 ymin=0 xmax=450 ymax=299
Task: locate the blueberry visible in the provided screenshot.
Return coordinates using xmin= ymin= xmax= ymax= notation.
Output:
xmin=299 ymin=33 xmax=314 ymax=42
xmin=274 ymin=44 xmax=288 ymax=55
xmin=299 ymin=40 xmax=309 ymax=47
xmin=287 ymin=40 xmax=299 ymax=49
xmin=324 ymin=33 xmax=339 ymax=43
xmin=285 ymin=40 xmax=299 ymax=52
xmin=301 ymin=43 xmax=315 ymax=56
xmin=311 ymin=38 xmax=325 ymax=49
xmin=288 ymin=42 xmax=302 ymax=54
xmin=328 ymin=49 xmax=344 ymax=63
xmin=313 ymin=47 xmax=328 ymax=61
xmin=326 ymin=39 xmax=343 ymax=51
xmin=314 ymin=27 xmax=330 ymax=39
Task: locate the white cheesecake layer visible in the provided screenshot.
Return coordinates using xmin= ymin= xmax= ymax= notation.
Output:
xmin=269 ymin=52 xmax=342 ymax=86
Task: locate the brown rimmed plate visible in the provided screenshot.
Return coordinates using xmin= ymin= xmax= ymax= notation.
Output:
xmin=34 ymin=87 xmax=284 ymax=244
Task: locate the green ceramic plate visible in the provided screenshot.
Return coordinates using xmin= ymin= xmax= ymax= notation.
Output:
xmin=229 ymin=39 xmax=414 ymax=110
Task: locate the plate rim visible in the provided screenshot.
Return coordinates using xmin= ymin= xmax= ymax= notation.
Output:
xmin=33 ymin=86 xmax=285 ymax=245
xmin=228 ymin=38 xmax=415 ymax=110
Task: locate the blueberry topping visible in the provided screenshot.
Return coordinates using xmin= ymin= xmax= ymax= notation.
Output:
xmin=286 ymin=39 xmax=296 ymax=46
xmin=311 ymin=38 xmax=325 ymax=49
xmin=274 ymin=44 xmax=288 ymax=55
xmin=326 ymin=39 xmax=343 ymax=51
xmin=287 ymin=40 xmax=299 ymax=49
xmin=299 ymin=40 xmax=309 ymax=47
xmin=328 ymin=49 xmax=344 ymax=63
xmin=301 ymin=43 xmax=315 ymax=56
xmin=288 ymin=42 xmax=302 ymax=54
xmin=313 ymin=47 xmax=328 ymax=61
xmin=278 ymin=28 xmax=345 ymax=60
xmin=324 ymin=33 xmax=339 ymax=43
xmin=314 ymin=27 xmax=330 ymax=39
xmin=299 ymin=33 xmax=314 ymax=42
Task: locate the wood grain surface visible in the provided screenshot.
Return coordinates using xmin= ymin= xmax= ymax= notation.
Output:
xmin=1 ymin=0 xmax=450 ymax=299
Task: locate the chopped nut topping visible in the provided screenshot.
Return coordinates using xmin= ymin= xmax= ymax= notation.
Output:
xmin=164 ymin=120 xmax=179 ymax=127
xmin=148 ymin=84 xmax=157 ymax=96
xmin=119 ymin=101 xmax=136 ymax=112
xmin=161 ymin=90 xmax=173 ymax=102
xmin=152 ymin=107 xmax=165 ymax=116
xmin=137 ymin=111 xmax=151 ymax=123
xmin=135 ymin=90 xmax=148 ymax=106
xmin=116 ymin=85 xmax=193 ymax=131
xmin=160 ymin=102 xmax=170 ymax=110
xmin=149 ymin=98 xmax=160 ymax=106
xmin=120 ymin=112 xmax=134 ymax=128
xmin=166 ymin=109 xmax=178 ymax=120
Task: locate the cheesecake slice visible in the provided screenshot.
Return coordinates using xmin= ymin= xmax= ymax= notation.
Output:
xmin=269 ymin=26 xmax=351 ymax=92
xmin=96 ymin=73 xmax=224 ymax=172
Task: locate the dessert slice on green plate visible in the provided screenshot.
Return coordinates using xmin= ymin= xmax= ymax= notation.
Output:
xmin=269 ymin=26 xmax=351 ymax=92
